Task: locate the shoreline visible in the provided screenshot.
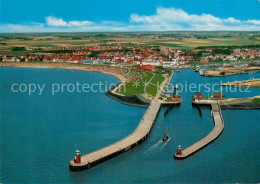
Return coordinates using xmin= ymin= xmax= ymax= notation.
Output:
xmin=0 ymin=62 xmax=169 ymax=107
xmin=220 ymin=78 xmax=260 ymax=88
xmin=0 ymin=62 xmax=127 ymax=83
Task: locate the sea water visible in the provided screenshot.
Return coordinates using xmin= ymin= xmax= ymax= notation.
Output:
xmin=0 ymin=67 xmax=259 ymax=183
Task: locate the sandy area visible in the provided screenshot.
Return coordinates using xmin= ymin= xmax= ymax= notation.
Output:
xmin=0 ymin=62 xmax=127 ymax=83
xmin=221 ymin=79 xmax=260 ymax=88
xmin=0 ymin=62 xmax=169 ymax=100
xmin=206 ymin=70 xmax=221 ymax=76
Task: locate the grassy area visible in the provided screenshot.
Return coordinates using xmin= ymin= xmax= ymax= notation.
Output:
xmin=115 ymin=70 xmax=165 ymax=97
xmin=28 ymin=44 xmax=56 ymax=47
xmin=116 ymin=70 xmax=152 ymax=95
xmin=253 ymin=98 xmax=260 ymax=104
xmin=144 ymin=42 xmax=180 ymax=47
xmin=195 ymin=44 xmax=260 ymax=49
xmin=0 ymin=50 xmax=34 ymax=56
xmin=151 ymin=73 xmax=165 ymax=85
xmin=146 ymin=74 xmax=165 ymax=96
xmin=1 ymin=32 xmax=260 ymax=50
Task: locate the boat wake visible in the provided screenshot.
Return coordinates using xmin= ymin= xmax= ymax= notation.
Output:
xmin=160 ymin=138 xmax=170 ymax=150
xmin=144 ymin=140 xmax=163 ymax=154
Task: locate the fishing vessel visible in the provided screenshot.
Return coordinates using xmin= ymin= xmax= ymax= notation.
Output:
xmin=162 ymin=127 xmax=170 ymax=142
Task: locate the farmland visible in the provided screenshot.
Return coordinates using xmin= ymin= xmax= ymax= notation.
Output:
xmin=1 ymin=32 xmax=260 ymax=56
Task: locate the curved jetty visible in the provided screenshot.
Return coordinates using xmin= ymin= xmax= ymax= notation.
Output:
xmin=174 ymin=101 xmax=224 ymax=159
xmin=70 ymin=100 xmax=161 ymax=171
xmin=220 ymin=78 xmax=260 ymax=88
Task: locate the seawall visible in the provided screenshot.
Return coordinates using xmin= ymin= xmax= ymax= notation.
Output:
xmin=69 ymin=100 xmax=161 ymax=171
xmin=174 ymin=101 xmax=224 ymax=159
xmin=105 ymin=85 xmax=151 ymax=108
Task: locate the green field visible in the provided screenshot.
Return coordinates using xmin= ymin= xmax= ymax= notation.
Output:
xmin=143 ymin=42 xmax=180 ymax=47
xmin=0 ymin=50 xmax=34 ymax=56
xmin=253 ymin=98 xmax=260 ymax=104
xmin=116 ymin=70 xmax=165 ymax=97
xmin=146 ymin=74 xmax=165 ymax=96
xmin=1 ymin=32 xmax=260 ymax=56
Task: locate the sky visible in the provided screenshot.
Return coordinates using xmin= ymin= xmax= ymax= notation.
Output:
xmin=0 ymin=0 xmax=260 ymax=33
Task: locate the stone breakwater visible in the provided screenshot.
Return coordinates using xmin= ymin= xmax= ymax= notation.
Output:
xmin=69 ymin=100 xmax=161 ymax=171
xmin=175 ymin=101 xmax=224 ymax=159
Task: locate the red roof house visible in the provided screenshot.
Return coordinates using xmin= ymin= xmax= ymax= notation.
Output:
xmin=137 ymin=64 xmax=156 ymax=72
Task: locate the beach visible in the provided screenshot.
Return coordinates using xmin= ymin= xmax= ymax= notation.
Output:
xmin=0 ymin=62 xmax=127 ymax=83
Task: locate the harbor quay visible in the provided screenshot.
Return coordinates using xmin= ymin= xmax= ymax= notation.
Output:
xmin=69 ymin=100 xmax=162 ymax=171
xmin=159 ymin=72 xmax=182 ymax=105
xmin=69 ymin=71 xmax=181 ymax=171
xmin=174 ymin=100 xmax=224 ymax=159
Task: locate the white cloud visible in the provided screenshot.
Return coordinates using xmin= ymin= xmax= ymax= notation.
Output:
xmin=246 ymin=20 xmax=260 ymax=25
xmin=224 ymin=17 xmax=241 ymax=24
xmin=0 ymin=22 xmax=126 ymax=33
xmin=46 ymin=16 xmax=93 ymax=27
xmin=130 ymin=7 xmax=223 ymax=25
xmin=1 ymin=8 xmax=260 ymax=33
xmin=0 ymin=23 xmax=45 ymax=33
xmin=46 ymin=16 xmax=67 ymax=26
xmin=130 ymin=7 xmax=260 ymax=31
xmin=68 ymin=21 xmax=92 ymax=26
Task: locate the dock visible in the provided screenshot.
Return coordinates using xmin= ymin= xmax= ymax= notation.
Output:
xmin=158 ymin=72 xmax=182 ymax=105
xmin=156 ymin=71 xmax=174 ymax=100
xmin=220 ymin=78 xmax=260 ymax=88
xmin=69 ymin=100 xmax=161 ymax=171
xmin=174 ymin=101 xmax=224 ymax=159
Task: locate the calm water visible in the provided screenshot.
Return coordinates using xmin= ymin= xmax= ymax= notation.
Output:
xmin=0 ymin=67 xmax=259 ymax=183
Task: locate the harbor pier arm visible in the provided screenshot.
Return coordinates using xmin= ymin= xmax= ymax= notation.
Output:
xmin=174 ymin=101 xmax=224 ymax=159
xmin=69 ymin=100 xmax=161 ymax=171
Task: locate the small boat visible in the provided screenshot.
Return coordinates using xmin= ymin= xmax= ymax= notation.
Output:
xmin=162 ymin=127 xmax=170 ymax=142
xmin=194 ymin=66 xmax=200 ymax=72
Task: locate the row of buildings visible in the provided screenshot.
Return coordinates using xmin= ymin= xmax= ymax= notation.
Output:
xmin=199 ymin=47 xmax=260 ymax=63
xmin=1 ymin=46 xmax=260 ymax=68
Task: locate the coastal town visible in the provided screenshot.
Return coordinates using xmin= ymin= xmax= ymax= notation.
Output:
xmin=1 ymin=36 xmax=260 ymax=106
xmin=1 ymin=3 xmax=260 ymax=183
xmin=1 ymin=45 xmax=260 ymax=68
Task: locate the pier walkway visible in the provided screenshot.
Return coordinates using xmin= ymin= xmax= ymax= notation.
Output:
xmin=70 ymin=100 xmax=161 ymax=171
xmin=174 ymin=101 xmax=224 ymax=159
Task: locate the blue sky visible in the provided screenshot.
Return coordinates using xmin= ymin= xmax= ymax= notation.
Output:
xmin=1 ymin=0 xmax=260 ymax=32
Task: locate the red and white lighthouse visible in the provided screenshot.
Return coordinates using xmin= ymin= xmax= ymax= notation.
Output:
xmin=74 ymin=149 xmax=81 ymax=164
xmin=177 ymin=145 xmax=182 ymax=155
